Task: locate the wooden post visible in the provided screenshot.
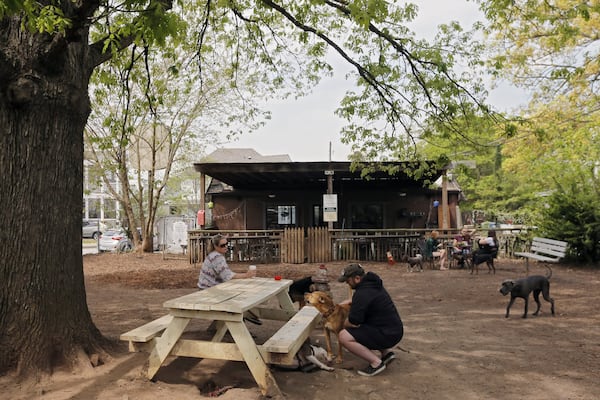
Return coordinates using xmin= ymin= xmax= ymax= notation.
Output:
xmin=200 ymin=172 xmax=206 ymax=211
xmin=441 ymin=171 xmax=449 ymax=229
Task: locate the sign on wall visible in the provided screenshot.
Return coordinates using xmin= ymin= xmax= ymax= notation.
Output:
xmin=323 ymin=194 xmax=338 ymax=222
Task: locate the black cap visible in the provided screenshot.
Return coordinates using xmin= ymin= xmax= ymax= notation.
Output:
xmin=337 ymin=263 xmax=365 ymax=282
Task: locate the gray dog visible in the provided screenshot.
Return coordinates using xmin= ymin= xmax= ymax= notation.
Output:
xmin=401 ymin=254 xmax=423 ymax=272
xmin=499 ymin=266 xmax=555 ymax=318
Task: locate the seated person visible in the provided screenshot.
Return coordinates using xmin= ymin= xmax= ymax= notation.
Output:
xmin=473 ymin=230 xmax=498 ymax=265
xmin=451 ymin=228 xmax=473 ymax=269
xmin=425 ymin=230 xmax=448 ymax=270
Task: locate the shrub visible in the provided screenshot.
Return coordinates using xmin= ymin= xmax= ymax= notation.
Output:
xmin=538 ymin=171 xmax=600 ymax=264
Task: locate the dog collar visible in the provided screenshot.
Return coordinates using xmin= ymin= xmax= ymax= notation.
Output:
xmin=322 ymin=306 xmax=335 ymax=318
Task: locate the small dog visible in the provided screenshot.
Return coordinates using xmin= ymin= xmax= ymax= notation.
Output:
xmin=288 ymin=276 xmax=315 ymax=308
xmin=499 ymin=266 xmax=555 ymax=318
xmin=295 ymin=340 xmax=334 ymax=372
xmin=401 ymin=254 xmax=423 ymax=272
xmin=304 ymin=291 xmax=350 ymax=363
xmin=275 ymin=339 xmax=333 ymax=372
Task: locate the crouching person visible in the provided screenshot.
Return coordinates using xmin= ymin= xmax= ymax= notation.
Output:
xmin=337 ymin=264 xmax=404 ymax=376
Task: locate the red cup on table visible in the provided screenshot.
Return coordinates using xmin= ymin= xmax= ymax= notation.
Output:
xmin=274 ymin=275 xmax=282 ymax=280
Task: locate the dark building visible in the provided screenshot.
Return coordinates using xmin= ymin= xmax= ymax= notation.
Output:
xmin=194 ymin=149 xmax=462 ymax=231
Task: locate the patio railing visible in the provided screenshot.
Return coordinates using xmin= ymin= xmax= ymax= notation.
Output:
xmin=187 ymin=226 xmax=532 ymax=264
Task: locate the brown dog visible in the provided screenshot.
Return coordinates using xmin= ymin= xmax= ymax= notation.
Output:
xmin=304 ymin=291 xmax=350 ymax=363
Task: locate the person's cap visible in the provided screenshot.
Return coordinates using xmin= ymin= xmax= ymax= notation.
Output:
xmin=337 ymin=263 xmax=365 ymax=282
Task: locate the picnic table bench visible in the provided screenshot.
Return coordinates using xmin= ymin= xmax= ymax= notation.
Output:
xmin=514 ymin=237 xmax=568 ymax=274
xmin=120 ymin=314 xmax=173 ymax=352
xmin=119 ymin=278 xmax=321 ymax=397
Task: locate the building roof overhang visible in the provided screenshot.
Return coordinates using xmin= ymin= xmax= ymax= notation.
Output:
xmin=193 ymin=161 xmax=445 ymax=191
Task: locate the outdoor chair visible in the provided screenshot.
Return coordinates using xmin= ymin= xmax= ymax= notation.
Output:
xmin=420 ymin=237 xmax=441 ymax=269
xmin=450 ymin=246 xmax=473 ymax=270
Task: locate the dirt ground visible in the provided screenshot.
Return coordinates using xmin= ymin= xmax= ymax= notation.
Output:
xmin=2 ymin=252 xmax=600 ymax=400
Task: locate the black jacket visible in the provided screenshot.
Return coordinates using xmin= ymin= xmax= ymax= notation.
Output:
xmin=349 ymin=272 xmax=403 ymax=334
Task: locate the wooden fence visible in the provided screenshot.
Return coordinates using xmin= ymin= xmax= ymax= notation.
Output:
xmin=281 ymin=227 xmax=305 ymax=264
xmin=187 ymin=227 xmax=532 ymax=265
xmin=306 ymin=226 xmax=332 ymax=263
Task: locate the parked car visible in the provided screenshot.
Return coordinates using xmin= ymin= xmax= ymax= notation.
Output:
xmin=82 ymin=220 xmax=106 ymax=240
xmin=98 ymin=229 xmax=132 ymax=252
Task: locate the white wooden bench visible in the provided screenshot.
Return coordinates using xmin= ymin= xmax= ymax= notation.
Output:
xmin=514 ymin=237 xmax=568 ymax=274
xmin=120 ymin=314 xmax=173 ymax=352
xmin=262 ymin=306 xmax=321 ymax=365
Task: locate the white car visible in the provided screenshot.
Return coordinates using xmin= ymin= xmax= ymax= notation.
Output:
xmin=82 ymin=220 xmax=106 ymax=240
xmin=98 ymin=229 xmax=132 ymax=252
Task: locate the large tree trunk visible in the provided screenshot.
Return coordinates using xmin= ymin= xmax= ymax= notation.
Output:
xmin=0 ymin=13 xmax=107 ymax=375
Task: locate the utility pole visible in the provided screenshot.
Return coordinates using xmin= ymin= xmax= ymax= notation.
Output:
xmin=327 ymin=142 xmax=333 ymax=230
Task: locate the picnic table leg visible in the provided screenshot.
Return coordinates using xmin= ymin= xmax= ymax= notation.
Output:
xmin=226 ymin=320 xmax=282 ymax=397
xmin=211 ymin=320 xmax=228 ymax=342
xmin=275 ymin=291 xmax=295 ymax=312
xmin=146 ymin=316 xmax=190 ymax=379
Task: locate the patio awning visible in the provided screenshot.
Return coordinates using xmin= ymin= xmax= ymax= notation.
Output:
xmin=193 ymin=161 xmax=444 ymax=190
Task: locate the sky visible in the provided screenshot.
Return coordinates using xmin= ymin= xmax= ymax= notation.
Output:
xmin=219 ymin=1 xmax=528 ymax=162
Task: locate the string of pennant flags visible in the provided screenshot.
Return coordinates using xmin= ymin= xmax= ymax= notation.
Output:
xmin=212 ymin=204 xmax=242 ymax=221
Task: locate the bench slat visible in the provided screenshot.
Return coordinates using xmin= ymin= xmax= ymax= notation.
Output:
xmin=120 ymin=315 xmax=173 ymax=342
xmin=262 ymin=306 xmax=321 ymax=353
xmin=530 ymin=238 xmax=567 ymax=256
xmin=530 ymin=237 xmax=567 ymax=253
xmin=514 ymin=252 xmax=560 ymax=263
xmin=529 ymin=246 xmax=566 ymax=258
xmin=531 ymin=237 xmax=568 ymax=248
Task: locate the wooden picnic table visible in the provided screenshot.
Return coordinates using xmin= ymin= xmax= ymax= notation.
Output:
xmin=121 ymin=277 xmax=320 ymax=397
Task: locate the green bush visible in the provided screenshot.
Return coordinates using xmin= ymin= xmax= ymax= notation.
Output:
xmin=538 ymin=171 xmax=600 ymax=264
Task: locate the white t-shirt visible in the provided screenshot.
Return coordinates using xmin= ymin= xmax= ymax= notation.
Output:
xmin=481 ymin=237 xmax=495 ymax=246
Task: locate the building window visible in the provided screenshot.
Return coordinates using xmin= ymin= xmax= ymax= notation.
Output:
xmin=87 ymin=198 xmax=101 ymax=219
xmin=312 ymin=205 xmax=323 ymax=226
xmin=350 ymin=203 xmax=383 ymax=229
xmin=277 ymin=205 xmax=295 ymax=224
xmin=266 ymin=205 xmax=297 ymax=228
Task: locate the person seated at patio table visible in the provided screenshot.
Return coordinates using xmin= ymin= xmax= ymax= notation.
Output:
xmin=197 ymin=234 xmax=256 ymax=289
xmin=473 ymin=230 xmax=498 ymax=263
xmin=425 ymin=230 xmax=448 ymax=270
xmin=451 ymin=228 xmax=473 ymax=269
xmin=477 ymin=230 xmax=497 ymax=249
xmin=198 ymin=234 xmax=260 ymax=325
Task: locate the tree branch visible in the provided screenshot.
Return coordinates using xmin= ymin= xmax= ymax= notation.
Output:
xmin=258 ymin=0 xmax=407 ymax=131
xmin=88 ymin=0 xmax=174 ymax=68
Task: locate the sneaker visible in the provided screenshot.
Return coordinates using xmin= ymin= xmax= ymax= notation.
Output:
xmin=381 ymin=351 xmax=396 ymax=366
xmin=357 ymin=362 xmax=386 ymax=377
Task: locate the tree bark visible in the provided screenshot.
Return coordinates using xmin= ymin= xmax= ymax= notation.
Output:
xmin=0 ymin=12 xmax=107 ymax=375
